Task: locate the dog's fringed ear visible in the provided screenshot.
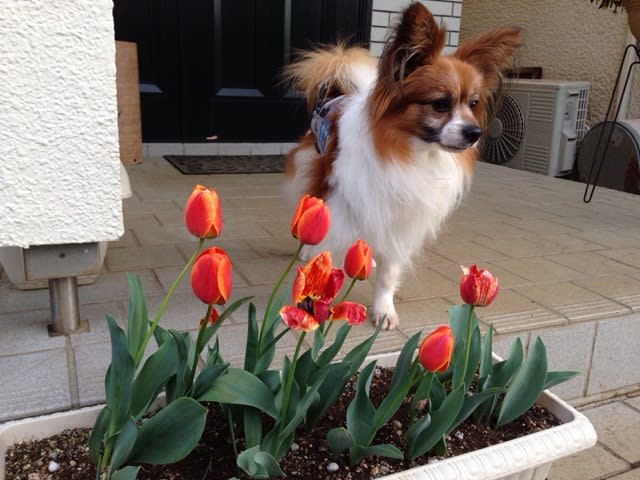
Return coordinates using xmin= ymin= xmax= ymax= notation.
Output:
xmin=379 ymin=2 xmax=446 ymax=82
xmin=454 ymin=27 xmax=522 ymax=88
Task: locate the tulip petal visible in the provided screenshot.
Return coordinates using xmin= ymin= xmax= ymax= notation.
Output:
xmin=279 ymin=305 xmax=320 ymax=332
xmin=330 ymin=301 xmax=367 ymax=326
xmin=184 ymin=185 xmax=222 ymax=239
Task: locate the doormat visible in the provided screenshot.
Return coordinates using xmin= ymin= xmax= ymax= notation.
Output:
xmin=165 ymin=155 xmax=285 ymax=175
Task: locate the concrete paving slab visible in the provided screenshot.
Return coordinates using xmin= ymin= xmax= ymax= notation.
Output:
xmin=588 ymin=315 xmax=640 ymax=397
xmin=0 ymin=350 xmax=71 ymax=422
xmin=583 ymin=402 xmax=640 ymax=464
xmin=547 ymin=444 xmax=629 ymax=480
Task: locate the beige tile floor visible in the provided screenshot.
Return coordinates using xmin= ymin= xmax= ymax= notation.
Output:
xmin=2 ymin=156 xmax=640 ymax=479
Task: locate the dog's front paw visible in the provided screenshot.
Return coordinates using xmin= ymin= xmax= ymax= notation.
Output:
xmin=371 ymin=310 xmax=400 ymax=330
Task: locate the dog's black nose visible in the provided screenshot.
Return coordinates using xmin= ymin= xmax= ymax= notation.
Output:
xmin=462 ymin=125 xmax=482 ymax=144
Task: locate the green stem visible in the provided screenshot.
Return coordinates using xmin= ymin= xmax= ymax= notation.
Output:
xmin=227 ymin=406 xmax=239 ymax=460
xmin=257 ymin=242 xmax=303 ymax=356
xmin=458 ymin=304 xmax=475 ymax=390
xmin=279 ymin=332 xmax=306 ymax=428
xmin=337 ymin=277 xmax=358 ymax=304
xmin=188 ymin=304 xmax=212 ymax=393
xmin=134 ymin=238 xmax=205 ymax=366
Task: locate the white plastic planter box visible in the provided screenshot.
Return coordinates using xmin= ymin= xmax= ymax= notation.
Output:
xmin=0 ymin=353 xmax=597 ymax=480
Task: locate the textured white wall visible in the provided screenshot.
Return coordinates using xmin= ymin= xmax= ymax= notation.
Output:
xmin=459 ymin=0 xmax=633 ymax=125
xmin=0 ymin=1 xmax=122 ymax=248
xmin=370 ymin=0 xmax=464 ymax=57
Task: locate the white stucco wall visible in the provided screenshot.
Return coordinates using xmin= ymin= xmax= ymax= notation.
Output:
xmin=0 ymin=1 xmax=122 ymax=248
xmin=370 ymin=0 xmax=463 ymax=57
xmin=459 ymin=0 xmax=634 ymax=126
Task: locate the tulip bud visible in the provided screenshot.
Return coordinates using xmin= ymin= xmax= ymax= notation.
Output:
xmin=184 ymin=185 xmax=222 ymax=239
xmin=290 ymin=195 xmax=330 ymax=245
xmin=191 ymin=247 xmax=232 ymax=305
xmin=418 ymin=325 xmax=454 ymax=373
xmin=344 ymin=240 xmax=373 ymax=280
xmin=459 ymin=265 xmax=499 ymax=307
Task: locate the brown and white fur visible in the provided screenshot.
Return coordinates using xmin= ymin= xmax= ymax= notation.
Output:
xmin=283 ymin=3 xmax=521 ymax=329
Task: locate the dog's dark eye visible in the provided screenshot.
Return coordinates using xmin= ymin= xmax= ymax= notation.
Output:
xmin=431 ymin=98 xmax=450 ymax=113
xmin=469 ymin=99 xmax=479 ymax=109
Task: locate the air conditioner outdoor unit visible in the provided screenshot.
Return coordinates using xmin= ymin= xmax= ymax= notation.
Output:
xmin=481 ymin=79 xmax=590 ymax=177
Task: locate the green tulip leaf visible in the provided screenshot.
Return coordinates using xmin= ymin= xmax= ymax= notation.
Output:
xmin=347 ymin=361 xmax=376 ymax=445
xmin=362 ymin=443 xmax=404 ymax=460
xmin=192 ymin=363 xmax=229 ymax=399
xmin=197 ymin=296 xmax=252 ymax=355
xmin=89 ymin=405 xmax=111 ymax=465
xmin=492 ymin=337 xmax=524 ymax=388
xmin=105 ymin=315 xmax=135 ymax=430
xmin=109 ymin=418 xmax=138 ymax=473
xmin=448 ymin=386 xmax=506 ymax=433
xmin=125 ymin=274 xmax=148 ymax=366
xmin=243 ymin=407 xmax=263 ymax=448
xmin=544 ymin=370 xmax=579 ymax=390
xmin=130 ymin=336 xmax=178 ymax=419
xmin=496 ymin=337 xmax=548 ymax=428
xmin=128 ymin=397 xmax=206 ymax=465
xmin=305 ymin=361 xmax=352 ymax=430
xmin=111 ymin=466 xmax=140 ymax=480
xmin=237 ymin=446 xmax=284 ymax=479
xmin=389 ymin=331 xmax=421 ymax=392
xmin=408 ymin=386 xmax=465 ymax=460
xmin=244 ymin=302 xmax=260 ymax=373
xmin=316 ymin=322 xmax=351 ymax=367
xmin=479 ymin=325 xmax=494 ymax=381
xmin=198 ymin=368 xmax=279 ymax=420
xmin=327 ymin=427 xmax=355 ymax=454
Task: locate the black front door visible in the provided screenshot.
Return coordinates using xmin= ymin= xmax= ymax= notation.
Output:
xmin=113 ymin=0 xmax=372 ymax=143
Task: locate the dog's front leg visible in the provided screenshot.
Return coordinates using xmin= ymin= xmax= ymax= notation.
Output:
xmin=372 ymin=259 xmax=402 ymax=330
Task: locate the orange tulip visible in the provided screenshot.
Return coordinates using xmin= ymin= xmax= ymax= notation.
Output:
xmin=418 ymin=325 xmax=455 ymax=373
xmin=290 ymin=195 xmax=330 ymax=245
xmin=344 ymin=240 xmax=373 ymax=280
xmin=280 ymin=251 xmax=346 ymax=329
xmin=184 ymin=185 xmax=222 ymax=239
xmin=459 ymin=265 xmax=499 ymax=307
xmin=330 ymin=301 xmax=367 ymax=326
xmin=191 ymin=247 xmax=232 ymax=305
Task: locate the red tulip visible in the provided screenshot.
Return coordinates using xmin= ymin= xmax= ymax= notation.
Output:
xmin=330 ymin=301 xmax=367 ymax=325
xmin=418 ymin=325 xmax=455 ymax=373
xmin=290 ymin=195 xmax=330 ymax=245
xmin=344 ymin=240 xmax=373 ymax=280
xmin=184 ymin=185 xmax=222 ymax=239
xmin=191 ymin=247 xmax=232 ymax=305
xmin=459 ymin=265 xmax=499 ymax=307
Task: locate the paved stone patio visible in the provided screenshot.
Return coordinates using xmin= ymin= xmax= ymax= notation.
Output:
xmin=1 ymin=155 xmax=640 ymax=479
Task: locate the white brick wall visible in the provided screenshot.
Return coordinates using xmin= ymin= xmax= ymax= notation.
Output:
xmin=370 ymin=0 xmax=463 ymax=57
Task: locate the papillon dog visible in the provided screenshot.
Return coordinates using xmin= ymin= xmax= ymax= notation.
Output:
xmin=283 ymin=2 xmax=521 ymax=329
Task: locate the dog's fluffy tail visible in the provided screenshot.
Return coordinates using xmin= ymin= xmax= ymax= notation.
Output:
xmin=283 ymin=43 xmax=377 ymax=112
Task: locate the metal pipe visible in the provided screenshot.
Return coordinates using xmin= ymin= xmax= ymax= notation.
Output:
xmin=48 ymin=277 xmax=81 ymax=335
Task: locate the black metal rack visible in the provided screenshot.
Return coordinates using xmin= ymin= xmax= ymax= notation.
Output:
xmin=583 ymin=42 xmax=640 ymax=203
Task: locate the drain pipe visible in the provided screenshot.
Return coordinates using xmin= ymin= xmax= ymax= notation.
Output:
xmin=48 ymin=277 xmax=84 ymax=335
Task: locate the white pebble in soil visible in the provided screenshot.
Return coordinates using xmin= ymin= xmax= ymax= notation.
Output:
xmin=326 ymin=462 xmax=340 ymax=473
xmin=454 ymin=431 xmax=464 ymax=440
xmin=48 ymin=460 xmax=59 ymax=472
xmin=290 ymin=442 xmax=300 ymax=452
